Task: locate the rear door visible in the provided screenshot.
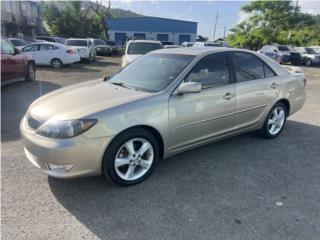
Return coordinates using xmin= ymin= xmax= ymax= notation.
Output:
xmin=232 ymin=52 xmax=281 ymax=130
xmin=169 ymin=52 xmax=236 ymax=151
xmin=22 ymin=44 xmax=39 ymax=63
xmin=37 ymin=44 xmax=59 ymax=65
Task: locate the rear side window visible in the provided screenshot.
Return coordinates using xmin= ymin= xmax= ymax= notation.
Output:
xmin=233 ymin=52 xmax=264 ymax=82
xmin=186 ymin=53 xmax=230 ymax=88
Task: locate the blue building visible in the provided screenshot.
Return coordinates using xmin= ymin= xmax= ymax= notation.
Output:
xmin=107 ymin=16 xmax=197 ymax=45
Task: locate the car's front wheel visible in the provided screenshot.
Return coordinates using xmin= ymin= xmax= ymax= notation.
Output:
xmin=25 ymin=62 xmax=35 ymax=82
xmin=103 ymin=128 xmax=159 ymax=186
xmin=260 ymin=102 xmax=287 ymax=138
xmin=305 ymin=58 xmax=312 ymax=66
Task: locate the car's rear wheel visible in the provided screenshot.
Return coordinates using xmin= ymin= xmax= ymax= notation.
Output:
xmin=51 ymin=58 xmax=63 ymax=69
xmin=102 ymin=128 xmax=159 ymax=186
xmin=25 ymin=62 xmax=35 ymax=82
xmin=260 ymin=102 xmax=287 ymax=138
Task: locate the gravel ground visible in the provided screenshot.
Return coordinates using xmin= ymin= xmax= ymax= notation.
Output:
xmin=1 ymin=57 xmax=320 ymax=240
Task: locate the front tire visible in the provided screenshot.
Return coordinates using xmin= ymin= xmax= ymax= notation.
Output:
xmin=102 ymin=128 xmax=160 ymax=186
xmin=25 ymin=62 xmax=35 ymax=82
xmin=305 ymin=58 xmax=312 ymax=66
xmin=260 ymin=102 xmax=287 ymax=138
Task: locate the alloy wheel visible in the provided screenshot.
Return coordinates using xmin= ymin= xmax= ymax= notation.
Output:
xmin=52 ymin=59 xmax=62 ymax=69
xmin=28 ymin=64 xmax=35 ymax=81
xmin=114 ymin=138 xmax=154 ymax=181
xmin=267 ymin=106 xmax=285 ymax=135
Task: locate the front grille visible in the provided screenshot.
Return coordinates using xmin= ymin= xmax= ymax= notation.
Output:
xmin=27 ymin=115 xmax=44 ymax=130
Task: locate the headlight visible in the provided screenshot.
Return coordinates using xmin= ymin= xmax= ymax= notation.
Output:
xmin=36 ymin=119 xmax=97 ymax=139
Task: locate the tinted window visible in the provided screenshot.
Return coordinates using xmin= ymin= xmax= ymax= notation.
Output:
xmin=94 ymin=39 xmax=105 ymax=45
xmin=186 ymin=53 xmax=230 ymax=88
xmin=39 ymin=44 xmax=59 ymax=51
xmin=127 ymin=42 xmax=162 ymax=55
xmin=278 ymin=46 xmax=290 ymax=51
xmin=1 ymin=38 xmax=15 ymax=54
xmin=106 ymin=41 xmax=116 ymax=46
xmin=65 ymin=40 xmax=88 ymax=47
xmin=22 ymin=45 xmax=38 ymax=52
xmin=233 ymin=52 xmax=264 ymax=82
xmin=10 ymin=39 xmax=26 ymax=46
xmin=109 ymin=53 xmax=194 ymax=92
xmin=264 ymin=64 xmax=276 ymax=78
xmin=306 ymin=48 xmax=316 ymax=54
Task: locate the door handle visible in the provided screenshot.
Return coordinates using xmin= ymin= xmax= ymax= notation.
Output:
xmin=223 ymin=92 xmax=234 ymax=100
xmin=270 ymin=82 xmax=278 ymax=89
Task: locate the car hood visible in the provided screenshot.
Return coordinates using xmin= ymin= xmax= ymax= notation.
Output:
xmin=28 ymin=79 xmax=152 ymax=122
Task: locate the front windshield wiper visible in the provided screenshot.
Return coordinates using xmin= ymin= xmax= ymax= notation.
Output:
xmin=110 ymin=82 xmax=134 ymax=90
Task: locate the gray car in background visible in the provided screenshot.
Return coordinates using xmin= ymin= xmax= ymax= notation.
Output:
xmin=20 ymin=47 xmax=306 ymax=186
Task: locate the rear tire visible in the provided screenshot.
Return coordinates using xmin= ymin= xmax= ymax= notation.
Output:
xmin=51 ymin=58 xmax=63 ymax=69
xmin=102 ymin=128 xmax=160 ymax=186
xmin=25 ymin=62 xmax=35 ymax=82
xmin=260 ymin=102 xmax=287 ymax=138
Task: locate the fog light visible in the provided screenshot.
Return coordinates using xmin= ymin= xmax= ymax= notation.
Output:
xmin=47 ymin=163 xmax=73 ymax=172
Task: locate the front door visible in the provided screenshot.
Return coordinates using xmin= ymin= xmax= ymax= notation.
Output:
xmin=169 ymin=52 xmax=235 ymax=152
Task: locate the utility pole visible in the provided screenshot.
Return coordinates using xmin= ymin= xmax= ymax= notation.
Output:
xmin=212 ymin=11 xmax=219 ymax=41
xmin=223 ymin=25 xmax=227 ymax=39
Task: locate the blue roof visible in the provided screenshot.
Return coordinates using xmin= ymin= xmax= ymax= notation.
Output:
xmin=107 ymin=17 xmax=197 ymax=34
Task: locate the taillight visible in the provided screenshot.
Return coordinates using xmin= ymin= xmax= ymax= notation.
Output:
xmin=304 ymin=78 xmax=307 ymax=86
xmin=66 ymin=49 xmax=74 ymax=54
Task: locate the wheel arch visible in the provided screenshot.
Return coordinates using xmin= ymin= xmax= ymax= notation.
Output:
xmin=276 ymin=98 xmax=290 ymax=116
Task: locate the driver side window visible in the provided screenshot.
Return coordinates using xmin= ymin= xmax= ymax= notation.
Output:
xmin=1 ymin=39 xmax=15 ymax=54
xmin=185 ymin=53 xmax=230 ymax=89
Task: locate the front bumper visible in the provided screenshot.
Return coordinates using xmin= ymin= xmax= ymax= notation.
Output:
xmin=20 ymin=116 xmax=112 ymax=178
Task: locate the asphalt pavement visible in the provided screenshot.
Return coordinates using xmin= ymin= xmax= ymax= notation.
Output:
xmin=1 ymin=58 xmax=320 ymax=240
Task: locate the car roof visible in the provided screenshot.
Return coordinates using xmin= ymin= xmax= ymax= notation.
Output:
xmin=66 ymin=38 xmax=88 ymax=41
xmin=128 ymin=39 xmax=161 ymax=44
xmin=152 ymin=47 xmax=238 ymax=56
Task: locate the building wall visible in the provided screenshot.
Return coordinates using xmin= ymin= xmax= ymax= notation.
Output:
xmin=109 ymin=31 xmax=196 ymax=45
xmin=1 ymin=1 xmax=41 ymax=38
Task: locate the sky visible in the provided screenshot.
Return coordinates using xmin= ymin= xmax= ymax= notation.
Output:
xmin=111 ymin=0 xmax=320 ymax=39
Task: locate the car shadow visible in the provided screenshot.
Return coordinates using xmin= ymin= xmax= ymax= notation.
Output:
xmin=48 ymin=120 xmax=320 ymax=240
xmin=1 ymin=80 xmax=61 ymax=142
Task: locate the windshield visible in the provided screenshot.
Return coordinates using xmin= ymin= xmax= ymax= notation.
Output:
xmin=278 ymin=46 xmax=290 ymax=51
xmin=10 ymin=39 xmax=26 ymax=46
xmin=109 ymin=53 xmax=194 ymax=92
xmin=94 ymin=39 xmax=105 ymax=45
xmin=311 ymin=47 xmax=320 ymax=53
xmin=65 ymin=40 xmax=87 ymax=47
xmin=127 ymin=42 xmax=162 ymax=55
xmin=306 ymin=48 xmax=317 ymax=54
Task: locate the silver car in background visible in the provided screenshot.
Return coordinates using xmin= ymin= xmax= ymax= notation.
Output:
xmin=20 ymin=47 xmax=306 ymax=186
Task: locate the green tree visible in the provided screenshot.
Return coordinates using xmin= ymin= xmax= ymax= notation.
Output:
xmin=41 ymin=1 xmax=103 ymax=38
xmin=89 ymin=0 xmax=112 ymax=40
xmin=227 ymin=0 xmax=320 ymax=49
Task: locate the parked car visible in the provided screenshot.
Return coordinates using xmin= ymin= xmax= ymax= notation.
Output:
xmin=8 ymin=38 xmax=27 ymax=49
xmin=105 ymin=40 xmax=118 ymax=54
xmin=1 ymin=37 xmax=35 ymax=84
xmin=310 ymin=46 xmax=320 ymax=53
xmin=122 ymin=39 xmax=163 ymax=67
xmin=21 ymin=47 xmax=306 ymax=186
xmin=259 ymin=44 xmax=292 ymax=64
xmin=91 ymin=39 xmax=112 ymax=56
xmin=21 ymin=42 xmax=80 ymax=69
xmin=65 ymin=38 xmax=96 ymax=62
xmin=181 ymin=42 xmax=195 ymax=47
xmin=36 ymin=36 xmax=66 ymax=44
xmin=294 ymin=47 xmax=320 ymax=66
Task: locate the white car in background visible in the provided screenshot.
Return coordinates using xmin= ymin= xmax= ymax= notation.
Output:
xmin=122 ymin=40 xmax=163 ymax=67
xmin=21 ymin=42 xmax=80 ymax=69
xmin=294 ymin=47 xmax=320 ymax=66
xmin=310 ymin=46 xmax=320 ymax=54
xmin=65 ymin=38 xmax=96 ymax=62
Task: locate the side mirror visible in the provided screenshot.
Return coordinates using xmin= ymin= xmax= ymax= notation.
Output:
xmin=177 ymin=82 xmax=202 ymax=94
